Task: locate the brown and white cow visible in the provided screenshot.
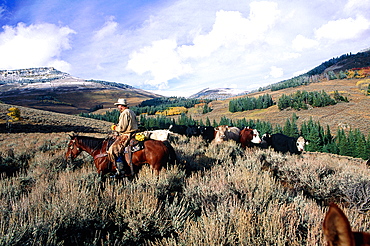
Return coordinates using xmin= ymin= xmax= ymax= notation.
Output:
xmin=212 ymin=125 xmax=240 ymax=144
xmin=239 ymin=127 xmax=262 ymax=149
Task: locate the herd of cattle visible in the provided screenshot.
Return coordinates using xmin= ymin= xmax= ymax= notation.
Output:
xmin=142 ymin=124 xmax=309 ymax=155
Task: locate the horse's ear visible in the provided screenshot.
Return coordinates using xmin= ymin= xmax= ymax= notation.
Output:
xmin=68 ymin=132 xmax=77 ymax=138
xmin=323 ymin=203 xmax=354 ymax=246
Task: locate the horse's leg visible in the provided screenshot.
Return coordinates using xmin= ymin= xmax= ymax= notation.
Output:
xmin=144 ymin=141 xmax=169 ymax=175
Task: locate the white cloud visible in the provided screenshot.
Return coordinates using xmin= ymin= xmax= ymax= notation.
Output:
xmin=179 ymin=2 xmax=280 ymax=59
xmin=344 ymin=0 xmax=370 ymax=13
xmin=0 ymin=22 xmax=76 ymax=71
xmin=47 ymin=60 xmax=72 ymax=73
xmin=126 ymin=1 xmax=281 ymax=90
xmin=315 ymin=15 xmax=370 ymax=40
xmin=93 ymin=16 xmax=118 ymax=41
xmin=178 ymin=10 xmax=251 ymax=59
xmin=249 ymin=1 xmax=280 ymax=31
xmin=292 ymin=34 xmax=318 ymax=51
xmin=268 ymin=66 xmax=284 ymax=78
xmin=126 ymin=39 xmax=192 ymax=89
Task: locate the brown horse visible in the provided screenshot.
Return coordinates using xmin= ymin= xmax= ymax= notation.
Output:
xmin=323 ymin=203 xmax=370 ymax=246
xmin=65 ymin=134 xmax=176 ymax=176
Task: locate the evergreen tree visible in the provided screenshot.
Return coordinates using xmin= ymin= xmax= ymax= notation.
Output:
xmin=355 ymin=130 xmax=367 ymax=159
xmin=212 ymin=119 xmax=218 ymax=127
xmin=337 ymin=129 xmax=350 ymax=156
xmin=366 ymin=134 xmax=370 ymax=159
xmin=323 ymin=125 xmax=333 ymax=145
xmin=219 ymin=116 xmax=232 ymax=126
xmin=203 ymin=103 xmax=212 ymax=114
xmin=273 ymin=124 xmax=283 ymax=134
xmin=346 ymin=129 xmax=356 ymax=157
xmin=199 ymin=119 xmax=204 ymax=126
xmin=206 ymin=117 xmax=211 ymax=126
xmin=283 ymin=118 xmax=292 ymax=136
xmin=321 ymin=124 xmax=337 ymax=154
xmin=300 ymin=121 xmax=309 ymax=139
xmin=236 ymin=118 xmax=248 ymax=128
xmin=229 ymin=100 xmax=237 ymax=113
xmin=306 ymin=123 xmax=322 ymax=152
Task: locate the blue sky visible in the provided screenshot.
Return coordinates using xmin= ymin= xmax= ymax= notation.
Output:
xmin=1 ymin=0 xmax=370 ymax=97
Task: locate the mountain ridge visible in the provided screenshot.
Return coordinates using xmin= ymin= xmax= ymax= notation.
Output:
xmin=0 ymin=67 xmax=160 ymax=114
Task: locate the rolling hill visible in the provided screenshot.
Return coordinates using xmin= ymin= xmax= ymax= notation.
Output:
xmin=196 ymin=77 xmax=370 ymax=135
xmin=0 ymin=67 xmax=160 ymax=114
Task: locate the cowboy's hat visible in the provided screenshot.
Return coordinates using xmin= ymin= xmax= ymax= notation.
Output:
xmin=114 ymin=98 xmax=128 ymax=106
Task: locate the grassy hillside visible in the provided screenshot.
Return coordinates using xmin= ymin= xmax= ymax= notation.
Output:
xmin=0 ymin=103 xmax=110 ymax=134
xmin=196 ymin=78 xmax=370 ymax=135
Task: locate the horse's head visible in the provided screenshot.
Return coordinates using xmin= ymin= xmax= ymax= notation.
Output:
xmin=66 ymin=134 xmax=82 ymax=161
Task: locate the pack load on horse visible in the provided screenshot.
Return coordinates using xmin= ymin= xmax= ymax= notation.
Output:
xmin=65 ymin=133 xmax=177 ymax=177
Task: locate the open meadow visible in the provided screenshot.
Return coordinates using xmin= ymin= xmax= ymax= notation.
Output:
xmin=1 ymin=107 xmax=370 ymax=245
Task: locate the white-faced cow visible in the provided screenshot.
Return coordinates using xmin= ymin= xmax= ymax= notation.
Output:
xmin=212 ymin=125 xmax=240 ymax=144
xmin=260 ymin=133 xmax=273 ymax=149
xmin=239 ymin=127 xmax=262 ymax=149
xmin=268 ymin=133 xmax=308 ymax=154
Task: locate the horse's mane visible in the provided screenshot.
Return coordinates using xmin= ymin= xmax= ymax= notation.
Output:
xmin=76 ymin=135 xmax=106 ymax=149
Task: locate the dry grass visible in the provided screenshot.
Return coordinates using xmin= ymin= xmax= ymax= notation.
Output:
xmin=1 ymin=130 xmax=370 ymax=245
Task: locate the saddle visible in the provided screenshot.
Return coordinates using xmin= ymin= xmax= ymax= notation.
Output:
xmin=104 ymin=134 xmax=145 ymax=153
xmin=124 ymin=138 xmax=145 ymax=153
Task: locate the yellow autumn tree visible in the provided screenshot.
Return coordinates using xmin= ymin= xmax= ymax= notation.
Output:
xmin=7 ymin=107 xmax=22 ymax=122
xmin=155 ymin=106 xmax=188 ymax=116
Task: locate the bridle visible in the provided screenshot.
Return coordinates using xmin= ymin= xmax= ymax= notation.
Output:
xmin=67 ymin=139 xmax=81 ymax=162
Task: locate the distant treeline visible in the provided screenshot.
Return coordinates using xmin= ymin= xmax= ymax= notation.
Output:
xmin=229 ymin=94 xmax=274 ymax=112
xmin=131 ymin=97 xmax=212 ymax=115
xmin=79 ymin=110 xmax=120 ymax=123
xmin=79 ymin=97 xmax=213 ymax=122
xmin=228 ymin=91 xmax=348 ymax=112
xmin=278 ymin=90 xmax=348 ymax=110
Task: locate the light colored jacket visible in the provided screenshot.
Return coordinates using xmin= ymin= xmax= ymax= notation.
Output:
xmin=115 ymin=108 xmax=138 ymax=133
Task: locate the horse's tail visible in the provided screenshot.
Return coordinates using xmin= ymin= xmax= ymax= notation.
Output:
xmin=162 ymin=140 xmax=177 ymax=165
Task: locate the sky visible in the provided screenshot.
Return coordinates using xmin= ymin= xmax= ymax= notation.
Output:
xmin=0 ymin=0 xmax=370 ymax=97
